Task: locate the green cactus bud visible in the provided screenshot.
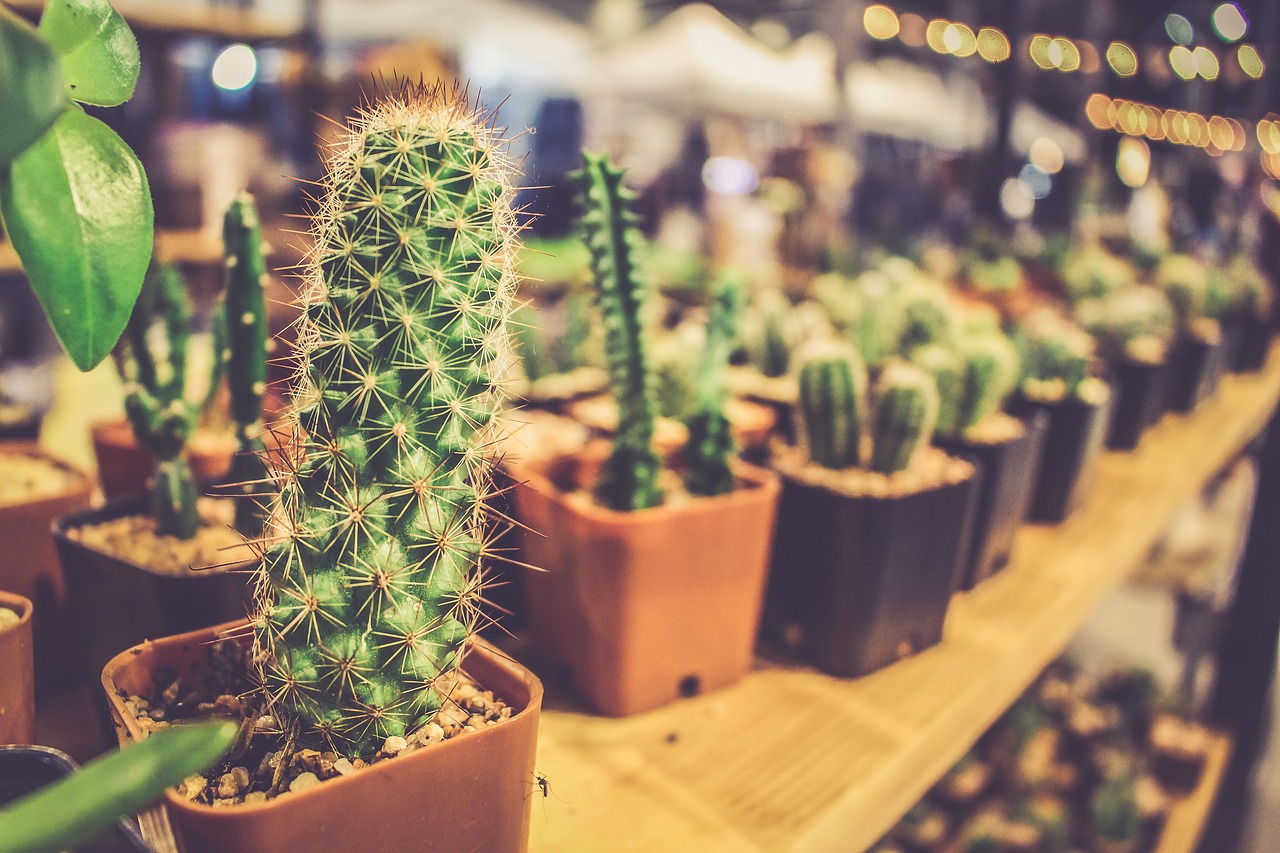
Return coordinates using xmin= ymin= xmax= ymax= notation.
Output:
xmin=573 ymin=151 xmax=663 ymax=511
xmin=253 ymin=83 xmax=519 ymax=759
xmin=797 ymin=343 xmax=867 ymax=470
xmin=955 ymin=332 xmax=1020 ymax=436
xmin=1091 ymin=774 xmax=1142 ymax=844
xmin=911 ymin=343 xmax=963 ymax=437
xmin=869 ymin=360 xmax=938 ymax=475
xmin=849 ymin=271 xmax=904 ymax=369
xmin=684 ymin=270 xmax=746 ymax=496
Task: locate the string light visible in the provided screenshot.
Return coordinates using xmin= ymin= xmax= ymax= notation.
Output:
xmin=1087 ymin=94 xmax=1250 ymax=154
xmin=1212 ymin=3 xmax=1249 ymax=43
xmin=1193 ymin=46 xmax=1220 ymax=80
xmin=1106 ymin=42 xmax=1138 ymax=77
xmin=864 ymin=5 xmax=899 ymax=41
xmin=1169 ymin=45 xmax=1196 ymax=80
xmin=977 ymin=27 xmax=1010 ymax=62
xmin=1238 ymin=44 xmax=1265 ymax=78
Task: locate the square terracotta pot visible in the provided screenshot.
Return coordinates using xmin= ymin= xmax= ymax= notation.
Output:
xmin=102 ymin=621 xmax=543 ymax=853
xmin=514 ymin=464 xmax=781 ymax=716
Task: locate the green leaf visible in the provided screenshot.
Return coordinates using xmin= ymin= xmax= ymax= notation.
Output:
xmin=0 ymin=6 xmax=67 ymax=164
xmin=0 ymin=720 xmax=237 ymax=853
xmin=39 ymin=0 xmax=139 ymax=107
xmin=0 ymin=107 xmax=153 ymax=371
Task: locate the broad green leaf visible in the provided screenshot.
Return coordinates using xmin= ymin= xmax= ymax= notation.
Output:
xmin=0 ymin=6 xmax=66 ymax=164
xmin=39 ymin=0 xmax=139 ymax=107
xmin=0 ymin=107 xmax=153 ymax=371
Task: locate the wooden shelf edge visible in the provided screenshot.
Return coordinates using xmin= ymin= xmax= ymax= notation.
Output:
xmin=1155 ymin=731 xmax=1233 ymax=853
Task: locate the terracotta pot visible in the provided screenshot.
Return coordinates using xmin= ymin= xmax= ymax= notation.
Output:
xmin=935 ymin=412 xmax=1048 ymax=591
xmin=1164 ymin=336 xmax=1225 ymax=414
xmin=52 ymin=494 xmax=256 ymax=688
xmin=1011 ymin=391 xmax=1114 ymax=523
xmin=0 ymin=442 xmax=92 ymax=687
xmin=1106 ymin=358 xmax=1170 ymax=451
xmin=0 ymin=745 xmax=151 ymax=851
xmin=91 ymin=421 xmax=237 ymax=500
xmin=0 ymin=591 xmax=34 ymax=745
xmin=764 ymin=465 xmax=979 ymax=678
xmin=515 ymin=464 xmax=780 ymax=716
xmin=102 ymin=621 xmax=543 ymax=853
xmin=1233 ymin=313 xmax=1273 ymax=372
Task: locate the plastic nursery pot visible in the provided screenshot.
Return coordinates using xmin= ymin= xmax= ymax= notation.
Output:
xmin=0 ymin=591 xmax=35 ymax=745
xmin=514 ymin=463 xmax=781 ymax=716
xmin=52 ymin=493 xmax=256 ymax=687
xmin=1233 ymin=313 xmax=1274 ymax=372
xmin=102 ymin=621 xmax=543 ymax=853
xmin=935 ymin=412 xmax=1048 ymax=591
xmin=0 ymin=441 xmax=93 ymax=687
xmin=0 ymin=745 xmax=152 ymax=852
xmin=1010 ymin=390 xmax=1114 ymax=524
xmin=764 ymin=461 xmax=979 ymax=678
xmin=1106 ymin=357 xmax=1170 ymax=451
xmin=1164 ymin=336 xmax=1226 ymax=414
xmin=91 ymin=421 xmax=238 ymax=501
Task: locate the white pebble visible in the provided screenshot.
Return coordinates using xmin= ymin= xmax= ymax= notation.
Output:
xmin=290 ymin=772 xmax=321 ymax=793
xmin=382 ymin=735 xmax=407 ymax=756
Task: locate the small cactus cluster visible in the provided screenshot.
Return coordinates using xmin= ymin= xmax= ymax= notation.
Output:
xmin=1061 ymin=244 xmax=1133 ymax=302
xmin=913 ymin=329 xmax=1020 ymax=441
xmin=684 ymin=270 xmax=747 ymax=496
xmin=1015 ymin=310 xmax=1101 ymax=403
xmin=1075 ymin=286 xmax=1176 ymax=364
xmin=573 ymin=151 xmax=664 ymax=511
xmin=252 ymin=83 xmax=519 ymax=759
xmin=797 ymin=344 xmax=938 ymax=475
xmin=1224 ymin=255 xmax=1275 ymax=320
xmin=741 ymin=289 xmax=795 ymax=379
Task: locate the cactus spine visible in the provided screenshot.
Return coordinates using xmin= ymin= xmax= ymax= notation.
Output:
xmin=574 ymin=151 xmax=663 ymax=511
xmin=684 ymin=271 xmax=745 ymax=496
xmin=254 ymin=84 xmax=518 ymax=759
xmin=954 ymin=333 xmax=1020 ymax=436
xmin=798 ymin=344 xmax=866 ymax=470
xmin=222 ymin=194 xmax=269 ymax=534
xmin=869 ymin=361 xmax=938 ymax=475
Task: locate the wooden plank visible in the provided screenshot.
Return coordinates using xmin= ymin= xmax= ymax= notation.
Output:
xmin=530 ymin=345 xmax=1280 ymax=853
xmin=1155 ymin=732 xmax=1232 ymax=853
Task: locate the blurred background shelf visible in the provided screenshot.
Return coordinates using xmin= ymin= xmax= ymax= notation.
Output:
xmin=527 ymin=344 xmax=1280 ymax=853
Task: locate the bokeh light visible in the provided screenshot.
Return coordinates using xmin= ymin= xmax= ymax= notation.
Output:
xmin=1194 ymin=46 xmax=1220 ymax=80
xmin=899 ymin=13 xmax=927 ymax=47
xmin=1029 ymin=137 xmax=1065 ymax=174
xmin=1106 ymin=42 xmax=1138 ymax=77
xmin=977 ymin=28 xmax=1010 ymax=62
xmin=1000 ymin=178 xmax=1035 ymax=219
xmin=1238 ymin=44 xmax=1265 ymax=78
xmin=1116 ymin=137 xmax=1150 ymax=188
xmin=211 ymin=43 xmax=257 ymax=91
xmin=1169 ymin=45 xmax=1196 ymax=80
xmin=1165 ymin=14 xmax=1194 ymax=46
xmin=864 ymin=5 xmax=900 ymax=41
xmin=1212 ymin=3 xmax=1249 ymax=42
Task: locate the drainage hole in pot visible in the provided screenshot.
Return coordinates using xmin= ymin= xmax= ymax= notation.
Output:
xmin=678 ymin=675 xmax=701 ymax=698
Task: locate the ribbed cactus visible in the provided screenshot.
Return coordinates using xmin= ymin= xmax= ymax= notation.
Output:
xmin=221 ymin=194 xmax=269 ymax=535
xmin=574 ymin=151 xmax=663 ymax=511
xmin=746 ymin=289 xmax=793 ymax=378
xmin=1091 ymin=775 xmax=1141 ymax=844
xmin=869 ymin=361 xmax=938 ymax=475
xmin=897 ymin=277 xmax=954 ymax=354
xmin=1016 ymin=311 xmax=1095 ymax=402
xmin=797 ymin=343 xmax=866 ymax=470
xmin=953 ymin=332 xmax=1020 ymax=436
xmin=253 ymin=84 xmax=518 ymax=759
xmin=684 ymin=270 xmax=746 ymax=496
xmin=911 ymin=343 xmax=963 ymax=437
xmin=115 ymin=260 xmax=209 ymax=539
xmin=850 ymin=271 xmax=905 ymax=368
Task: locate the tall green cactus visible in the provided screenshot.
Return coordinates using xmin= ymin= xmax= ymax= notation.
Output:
xmin=953 ymin=332 xmax=1020 ymax=436
xmin=253 ymin=84 xmax=518 ymax=759
xmin=685 ymin=271 xmax=746 ymax=496
xmin=574 ymin=151 xmax=664 ymax=511
xmin=798 ymin=344 xmax=866 ymax=470
xmin=869 ymin=361 xmax=938 ymax=475
xmin=849 ymin=270 xmax=904 ymax=369
xmin=221 ymin=194 xmax=269 ymax=535
xmin=911 ymin=343 xmax=963 ymax=437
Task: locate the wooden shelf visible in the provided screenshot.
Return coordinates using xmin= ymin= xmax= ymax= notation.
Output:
xmin=529 ymin=346 xmax=1280 ymax=853
xmin=1155 ymin=732 xmax=1232 ymax=853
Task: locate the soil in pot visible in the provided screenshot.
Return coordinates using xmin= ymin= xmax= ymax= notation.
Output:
xmin=0 ymin=592 xmax=34 ymax=745
xmin=764 ymin=446 xmax=978 ymax=678
xmin=103 ymin=622 xmax=543 ymax=853
xmin=1106 ymin=357 xmax=1170 ymax=451
xmin=1010 ymin=387 xmax=1114 ymax=524
xmin=936 ymin=412 xmax=1047 ymax=591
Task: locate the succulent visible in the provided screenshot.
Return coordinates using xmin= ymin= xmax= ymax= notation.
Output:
xmin=797 ymin=343 xmax=867 ymax=470
xmin=1015 ymin=310 xmax=1097 ymax=402
xmin=684 ymin=271 xmax=747 ymax=496
xmin=911 ymin=343 xmax=964 ymax=437
xmin=1154 ymin=253 xmax=1210 ymax=330
xmin=968 ymin=256 xmax=1023 ymax=293
xmin=743 ymin=289 xmax=794 ymax=378
xmin=1091 ymin=774 xmax=1142 ymax=844
xmin=1076 ymin=287 xmax=1176 ymax=364
xmin=812 ymin=272 xmax=859 ymax=332
xmin=575 ymin=151 xmax=664 ymax=511
xmin=847 ymin=270 xmax=905 ymax=369
xmin=869 ymin=360 xmax=939 ymax=475
xmin=253 ymin=83 xmax=519 ymax=759
xmin=652 ymin=325 xmax=703 ymax=421
xmin=952 ymin=331 xmax=1021 ymax=437
xmin=897 ymin=276 xmax=955 ymax=353
xmin=1061 ymin=245 xmax=1132 ymax=302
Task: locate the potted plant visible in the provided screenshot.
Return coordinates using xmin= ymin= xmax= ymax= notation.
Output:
xmin=101 ymin=82 xmax=543 ymax=853
xmin=514 ymin=152 xmax=780 ymax=716
xmin=1219 ymin=254 xmax=1275 ymax=372
xmin=765 ymin=345 xmax=978 ymax=677
xmin=0 ymin=591 xmax=34 ymax=746
xmin=53 ymin=201 xmax=270 ymax=681
xmin=1090 ymin=774 xmax=1142 ymax=853
xmin=1154 ymin=253 xmax=1227 ymax=413
xmin=1011 ymin=310 xmax=1113 ymax=523
xmin=916 ymin=316 xmax=1046 ymax=590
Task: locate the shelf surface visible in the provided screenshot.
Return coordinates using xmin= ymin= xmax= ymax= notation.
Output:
xmin=1155 ymin=732 xmax=1232 ymax=853
xmin=529 ymin=346 xmax=1280 ymax=853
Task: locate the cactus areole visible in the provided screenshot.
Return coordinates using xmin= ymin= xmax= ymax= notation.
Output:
xmin=254 ymin=84 xmax=519 ymax=759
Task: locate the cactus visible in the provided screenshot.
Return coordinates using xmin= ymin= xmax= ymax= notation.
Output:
xmin=897 ymin=276 xmax=955 ymax=353
xmin=684 ymin=271 xmax=746 ymax=496
xmin=953 ymin=332 xmax=1020 ymax=436
xmin=652 ymin=327 xmax=702 ymax=421
xmin=221 ymin=194 xmax=270 ymax=535
xmin=911 ymin=343 xmax=963 ymax=437
xmin=253 ymin=83 xmax=519 ymax=759
xmin=1061 ymin=245 xmax=1133 ymax=302
xmin=114 ymin=260 xmax=210 ymax=539
xmin=1016 ymin=311 xmax=1096 ymax=402
xmin=745 ymin=289 xmax=793 ymax=378
xmin=1076 ymin=286 xmax=1176 ymax=364
xmin=1154 ymin=253 xmax=1209 ymax=331
xmin=574 ymin=151 xmax=663 ymax=511
xmin=848 ymin=271 xmax=904 ymax=369
xmin=869 ymin=360 xmax=938 ymax=475
xmin=797 ymin=343 xmax=867 ymax=470
xmin=1091 ymin=774 xmax=1142 ymax=844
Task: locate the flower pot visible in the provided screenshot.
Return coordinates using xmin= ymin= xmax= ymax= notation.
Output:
xmin=1164 ymin=336 xmax=1225 ymax=414
xmin=52 ymin=494 xmax=255 ymax=687
xmin=514 ymin=464 xmax=780 ymax=716
xmin=0 ymin=402 xmax=40 ymax=441
xmin=935 ymin=412 xmax=1048 ymax=591
xmin=764 ymin=464 xmax=979 ymax=678
xmin=0 ymin=745 xmax=151 ymax=852
xmin=1233 ymin=313 xmax=1273 ymax=372
xmin=0 ymin=591 xmax=34 ymax=745
xmin=0 ymin=442 xmax=93 ymax=688
xmin=1011 ymin=390 xmax=1114 ymax=523
xmin=102 ymin=621 xmax=543 ymax=853
xmin=1106 ymin=358 xmax=1170 ymax=451
xmin=91 ymin=421 xmax=237 ymax=501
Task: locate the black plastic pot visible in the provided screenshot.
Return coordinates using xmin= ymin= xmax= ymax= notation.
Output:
xmin=1106 ymin=358 xmax=1170 ymax=450
xmin=52 ymin=493 xmax=255 ymax=686
xmin=0 ymin=745 xmax=152 ymax=852
xmin=1011 ymin=390 xmax=1114 ymax=524
xmin=935 ymin=412 xmax=1048 ymax=591
xmin=1164 ymin=336 xmax=1225 ymax=414
xmin=1233 ymin=313 xmax=1273 ymax=372
xmin=764 ymin=464 xmax=979 ymax=678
